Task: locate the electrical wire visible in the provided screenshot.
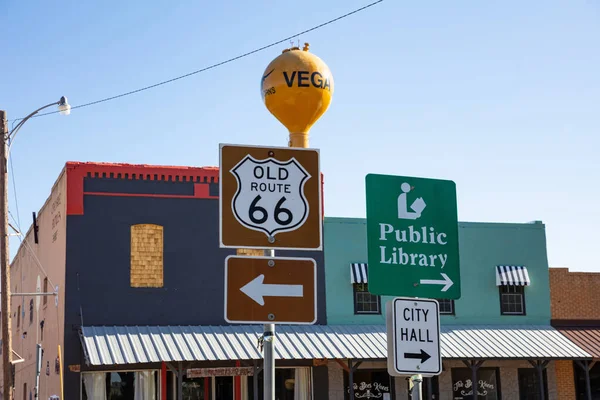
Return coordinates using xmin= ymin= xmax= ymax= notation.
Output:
xmin=9 ymin=0 xmax=383 ymax=123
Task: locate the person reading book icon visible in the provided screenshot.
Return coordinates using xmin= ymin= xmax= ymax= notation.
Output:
xmin=398 ymin=182 xmax=426 ymax=220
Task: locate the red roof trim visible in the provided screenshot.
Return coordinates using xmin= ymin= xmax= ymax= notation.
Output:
xmin=66 ymin=162 xmax=219 ymax=215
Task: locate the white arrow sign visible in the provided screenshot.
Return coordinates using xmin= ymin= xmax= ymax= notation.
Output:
xmin=419 ymin=273 xmax=453 ymax=292
xmin=240 ymin=274 xmax=303 ymax=306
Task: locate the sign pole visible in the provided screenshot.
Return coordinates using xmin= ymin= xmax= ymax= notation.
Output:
xmin=263 ymin=248 xmax=276 ymax=400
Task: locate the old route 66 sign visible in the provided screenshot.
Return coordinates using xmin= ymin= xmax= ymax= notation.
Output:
xmin=220 ymin=144 xmax=322 ymax=250
xmin=231 ymin=156 xmax=310 ymax=238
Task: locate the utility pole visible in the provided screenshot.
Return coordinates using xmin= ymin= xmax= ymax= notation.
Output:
xmin=0 ymin=110 xmax=14 ymax=400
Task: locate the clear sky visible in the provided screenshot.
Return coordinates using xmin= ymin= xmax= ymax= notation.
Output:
xmin=2 ymin=0 xmax=599 ymax=272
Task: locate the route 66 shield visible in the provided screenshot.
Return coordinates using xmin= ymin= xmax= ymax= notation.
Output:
xmin=231 ymin=155 xmax=310 ymax=237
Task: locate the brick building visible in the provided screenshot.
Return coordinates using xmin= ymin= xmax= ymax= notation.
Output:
xmin=550 ymin=267 xmax=600 ymax=400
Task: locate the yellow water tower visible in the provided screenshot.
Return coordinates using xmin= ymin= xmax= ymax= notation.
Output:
xmin=261 ymin=43 xmax=334 ymax=148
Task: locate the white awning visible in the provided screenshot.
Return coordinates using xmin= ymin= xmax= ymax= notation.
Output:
xmin=496 ymin=265 xmax=531 ymax=286
xmin=350 ymin=263 xmax=368 ymax=284
xmin=80 ymin=324 xmax=591 ymax=366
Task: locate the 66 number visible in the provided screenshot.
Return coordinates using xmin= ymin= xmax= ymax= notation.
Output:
xmin=249 ymin=195 xmax=293 ymax=226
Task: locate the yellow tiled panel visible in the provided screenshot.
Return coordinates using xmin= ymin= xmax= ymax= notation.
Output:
xmin=130 ymin=224 xmax=164 ymax=288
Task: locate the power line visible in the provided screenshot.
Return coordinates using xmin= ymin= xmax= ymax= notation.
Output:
xmin=10 ymin=0 xmax=383 ymax=123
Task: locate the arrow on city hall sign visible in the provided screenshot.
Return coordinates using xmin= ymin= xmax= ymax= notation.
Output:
xmin=403 ymin=349 xmax=431 ymax=364
xmin=240 ymin=274 xmax=304 ymax=306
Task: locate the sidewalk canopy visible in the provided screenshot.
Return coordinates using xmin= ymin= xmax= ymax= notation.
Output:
xmin=80 ymin=324 xmax=591 ymax=366
xmin=556 ymin=327 xmax=600 ymax=360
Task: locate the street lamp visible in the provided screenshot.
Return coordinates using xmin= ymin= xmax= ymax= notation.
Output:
xmin=0 ymin=97 xmax=70 ymax=400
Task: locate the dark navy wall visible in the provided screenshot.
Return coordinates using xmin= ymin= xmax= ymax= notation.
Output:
xmin=63 ymin=177 xmax=326 ymax=399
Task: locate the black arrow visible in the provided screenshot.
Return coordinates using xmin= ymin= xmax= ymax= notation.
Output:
xmin=403 ymin=349 xmax=431 ymax=363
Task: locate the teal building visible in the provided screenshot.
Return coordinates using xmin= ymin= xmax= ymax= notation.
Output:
xmin=322 ymin=217 xmax=589 ymax=400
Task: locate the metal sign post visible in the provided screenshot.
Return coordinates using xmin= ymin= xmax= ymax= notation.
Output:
xmin=410 ymin=375 xmax=423 ymax=400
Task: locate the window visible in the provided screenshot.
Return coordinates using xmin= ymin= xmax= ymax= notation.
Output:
xmin=452 ymin=367 xmax=501 ymax=399
xmin=40 ymin=320 xmax=44 ymax=341
xmin=437 ymin=299 xmax=455 ymax=315
xmin=344 ymin=369 xmax=391 ymax=400
xmin=423 ymin=376 xmax=439 ymax=399
xmin=574 ymin=361 xmax=600 ymax=399
xmin=29 ymin=300 xmax=34 ymax=325
xmin=17 ymin=306 xmax=20 ymax=328
xmin=353 ymin=283 xmax=380 ymax=314
xmin=518 ymin=368 xmax=548 ymax=400
xmin=500 ymin=285 xmax=526 ymax=315
xmin=130 ymin=224 xmax=164 ymax=288
xmin=247 ymin=368 xmax=303 ymax=400
xmin=43 ymin=278 xmax=48 ymax=306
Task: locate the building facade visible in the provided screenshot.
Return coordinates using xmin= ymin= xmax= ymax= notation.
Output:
xmin=2 ymin=162 xmax=329 ymax=400
xmin=323 ymin=217 xmax=590 ymax=400
xmin=1 ymin=161 xmax=594 ymax=400
xmin=550 ymin=267 xmax=600 ymax=400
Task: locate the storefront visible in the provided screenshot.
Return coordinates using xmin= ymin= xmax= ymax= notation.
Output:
xmin=78 ymin=325 xmax=330 ymax=400
xmin=81 ymin=366 xmax=312 ymax=399
xmin=321 ymin=324 xmax=591 ymax=400
xmin=79 ymin=324 xmax=591 ymax=400
xmin=554 ymin=325 xmax=600 ymax=400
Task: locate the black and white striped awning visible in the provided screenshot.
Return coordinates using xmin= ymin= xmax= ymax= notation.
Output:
xmin=350 ymin=263 xmax=368 ymax=284
xmin=496 ymin=265 xmax=531 ymax=286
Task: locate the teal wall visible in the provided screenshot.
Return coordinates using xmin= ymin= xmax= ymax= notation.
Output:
xmin=324 ymin=217 xmax=552 ymax=325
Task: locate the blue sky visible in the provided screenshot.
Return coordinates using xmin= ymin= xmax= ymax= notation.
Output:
xmin=2 ymin=0 xmax=599 ymax=272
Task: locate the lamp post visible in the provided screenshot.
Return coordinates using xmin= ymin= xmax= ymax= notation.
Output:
xmin=0 ymin=96 xmax=70 ymax=400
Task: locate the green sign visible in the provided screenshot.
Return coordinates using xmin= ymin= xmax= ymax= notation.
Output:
xmin=365 ymin=174 xmax=460 ymax=299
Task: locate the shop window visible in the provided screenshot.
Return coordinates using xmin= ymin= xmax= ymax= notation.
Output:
xmin=451 ymin=367 xmax=500 ymax=399
xmin=130 ymin=224 xmax=164 ymax=288
xmin=353 ymin=283 xmax=381 ymax=315
xmin=423 ymin=376 xmax=439 ymax=399
xmin=107 ymin=372 xmax=135 ymax=400
xmin=248 ymin=368 xmax=309 ymax=399
xmin=518 ymin=368 xmax=548 ymax=400
xmin=574 ymin=362 xmax=600 ymax=399
xmin=436 ymin=299 xmax=454 ymax=315
xmin=343 ymin=369 xmax=391 ymax=400
xmin=182 ymin=376 xmax=208 ymax=399
xmin=499 ymin=285 xmax=526 ymax=315
xmin=43 ymin=278 xmax=48 ymax=306
xmin=82 ymin=372 xmax=157 ymax=400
